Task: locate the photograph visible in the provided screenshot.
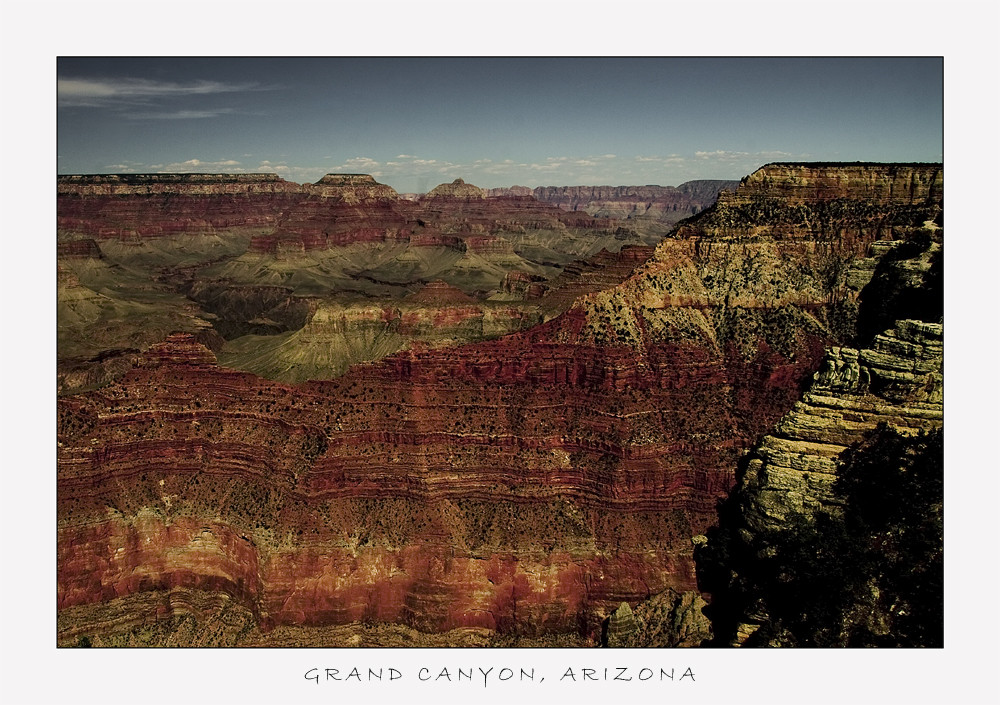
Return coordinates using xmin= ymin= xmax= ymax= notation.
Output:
xmin=55 ymin=56 xmax=944 ymax=649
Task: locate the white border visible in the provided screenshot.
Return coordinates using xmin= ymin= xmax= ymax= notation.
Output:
xmin=4 ymin=2 xmax=998 ymax=704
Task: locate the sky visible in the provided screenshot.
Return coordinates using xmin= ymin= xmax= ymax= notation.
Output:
xmin=56 ymin=57 xmax=943 ymax=193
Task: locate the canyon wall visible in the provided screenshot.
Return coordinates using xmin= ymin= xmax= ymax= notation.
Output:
xmin=486 ymin=180 xmax=740 ymax=226
xmin=693 ymin=177 xmax=944 ymax=645
xmin=697 ymin=320 xmax=943 ymax=647
xmin=57 ymin=173 xmax=654 ymax=392
xmin=57 ymin=163 xmax=943 ymax=646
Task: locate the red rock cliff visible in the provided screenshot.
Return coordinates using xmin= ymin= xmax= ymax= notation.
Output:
xmin=56 ymin=163 xmax=942 ymax=646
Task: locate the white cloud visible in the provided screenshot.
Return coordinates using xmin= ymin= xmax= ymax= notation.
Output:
xmin=338 ymin=157 xmax=380 ymax=170
xmin=396 ymin=154 xmax=417 ymax=159
xmin=151 ymin=158 xmax=244 ymax=172
xmin=94 ymin=147 xmax=786 ymax=191
xmin=695 ymin=149 xmax=799 ymax=162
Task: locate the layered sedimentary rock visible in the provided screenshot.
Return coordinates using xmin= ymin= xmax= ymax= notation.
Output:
xmin=732 ymin=163 xmax=942 ymax=204
xmin=216 ymin=283 xmax=545 ymax=383
xmin=602 ymin=588 xmax=712 ymax=647
xmin=487 ymin=181 xmax=739 ymax=228
xmin=425 ymin=178 xmax=486 ymax=200
xmin=495 ymin=245 xmax=657 ymax=311
xmin=57 ymin=172 xmax=624 ymax=255
xmin=739 ymin=319 xmax=943 ymax=533
xmin=57 ymin=163 xmax=943 ymax=646
xmin=675 ymin=163 xmax=942 ymax=240
xmin=57 ymin=173 xmax=654 ymax=391
xmin=690 ymin=178 xmax=944 ymax=646
xmin=698 ymin=318 xmax=944 ymax=647
xmin=57 ymin=173 xmax=307 ymax=240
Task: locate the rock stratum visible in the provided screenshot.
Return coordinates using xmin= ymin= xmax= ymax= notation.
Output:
xmin=57 ymin=173 xmax=657 ymax=391
xmin=693 ymin=171 xmax=944 ymax=645
xmin=486 ymin=180 xmax=739 ymax=232
xmin=697 ymin=320 xmax=943 ymax=647
xmin=56 ymin=163 xmax=943 ymax=646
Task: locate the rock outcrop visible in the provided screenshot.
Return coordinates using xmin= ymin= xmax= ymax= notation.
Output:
xmin=603 ymin=602 xmax=638 ymax=647
xmin=687 ymin=166 xmax=944 ymax=647
xmin=738 ymin=319 xmax=942 ymax=535
xmin=697 ymin=320 xmax=943 ymax=647
xmin=732 ymin=162 xmax=942 ymax=204
xmin=425 ymin=178 xmax=486 ymax=200
xmin=696 ymin=315 xmax=942 ymax=645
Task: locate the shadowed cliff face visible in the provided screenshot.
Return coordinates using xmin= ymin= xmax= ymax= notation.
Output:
xmin=694 ymin=176 xmax=944 ymax=646
xmin=697 ymin=321 xmax=943 ymax=647
xmin=56 ymin=163 xmax=943 ymax=646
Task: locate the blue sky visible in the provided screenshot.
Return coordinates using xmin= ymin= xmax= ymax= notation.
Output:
xmin=57 ymin=57 xmax=943 ymax=193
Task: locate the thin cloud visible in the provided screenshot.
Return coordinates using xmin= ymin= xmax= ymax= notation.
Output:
xmin=58 ymin=77 xmax=261 ymax=108
xmin=124 ymin=108 xmax=236 ymax=120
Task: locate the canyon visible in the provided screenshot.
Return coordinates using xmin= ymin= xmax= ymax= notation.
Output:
xmin=56 ymin=163 xmax=943 ymax=646
xmin=57 ymin=174 xmax=666 ymax=391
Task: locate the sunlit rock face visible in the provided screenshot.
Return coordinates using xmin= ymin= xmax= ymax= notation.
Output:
xmin=56 ymin=163 xmax=942 ymax=646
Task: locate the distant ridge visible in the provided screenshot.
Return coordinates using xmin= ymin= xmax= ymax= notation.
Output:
xmin=485 ymin=180 xmax=739 ymax=227
xmin=57 ymin=173 xmax=289 ymax=183
xmin=761 ymin=161 xmax=943 ymax=168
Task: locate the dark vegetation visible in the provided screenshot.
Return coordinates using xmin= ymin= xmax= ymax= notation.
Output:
xmin=856 ymin=228 xmax=943 ymax=345
xmin=697 ymin=425 xmax=943 ymax=647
